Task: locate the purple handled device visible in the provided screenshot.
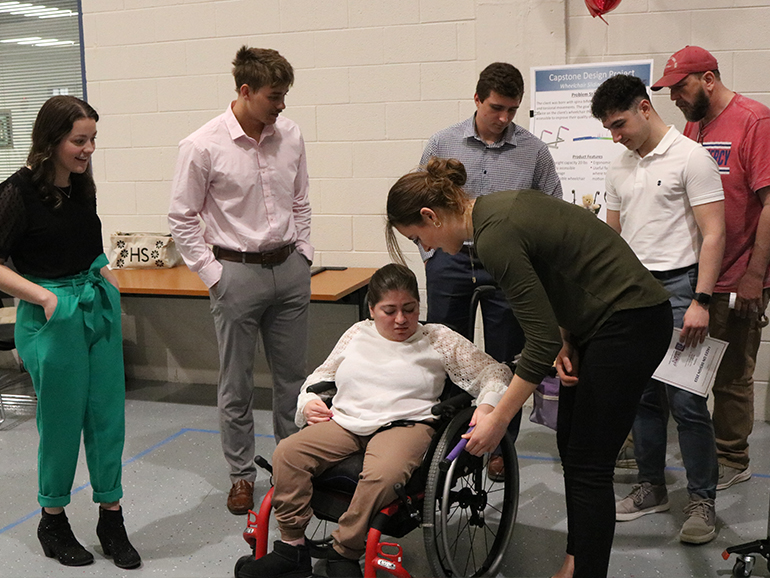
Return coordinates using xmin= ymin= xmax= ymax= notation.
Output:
xmin=444 ymin=426 xmax=474 ymax=462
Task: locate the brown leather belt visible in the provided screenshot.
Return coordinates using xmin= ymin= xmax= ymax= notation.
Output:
xmin=213 ymin=243 xmax=295 ymax=267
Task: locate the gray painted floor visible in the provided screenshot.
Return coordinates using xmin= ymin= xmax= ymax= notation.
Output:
xmin=1 ymin=379 xmax=770 ymax=578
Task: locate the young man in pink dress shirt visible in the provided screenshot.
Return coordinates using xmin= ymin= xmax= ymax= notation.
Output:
xmin=169 ymin=46 xmax=313 ymax=516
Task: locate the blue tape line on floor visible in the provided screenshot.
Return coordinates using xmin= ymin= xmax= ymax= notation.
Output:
xmin=0 ymin=427 xmax=274 ymax=535
xmin=6 ymin=428 xmax=763 ymax=536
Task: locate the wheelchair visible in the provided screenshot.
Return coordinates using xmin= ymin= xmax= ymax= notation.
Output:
xmin=240 ymin=284 xmax=519 ymax=577
xmin=241 ymin=382 xmax=519 ymax=578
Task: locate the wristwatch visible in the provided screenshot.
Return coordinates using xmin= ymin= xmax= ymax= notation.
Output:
xmin=694 ymin=292 xmax=711 ymax=307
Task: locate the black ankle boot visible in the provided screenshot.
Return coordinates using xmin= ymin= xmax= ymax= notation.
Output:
xmin=96 ymin=507 xmax=141 ymax=569
xmin=327 ymin=548 xmax=362 ymax=578
xmin=37 ymin=509 xmax=94 ymax=566
xmin=234 ymin=541 xmax=312 ymax=578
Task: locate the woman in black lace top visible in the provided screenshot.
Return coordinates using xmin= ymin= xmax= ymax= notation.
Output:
xmin=0 ymin=96 xmax=140 ymax=570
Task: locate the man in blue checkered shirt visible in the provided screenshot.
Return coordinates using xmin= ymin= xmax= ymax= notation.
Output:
xmin=420 ymin=62 xmax=563 ymax=453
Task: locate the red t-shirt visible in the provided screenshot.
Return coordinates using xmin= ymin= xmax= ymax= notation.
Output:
xmin=684 ymin=93 xmax=770 ymax=292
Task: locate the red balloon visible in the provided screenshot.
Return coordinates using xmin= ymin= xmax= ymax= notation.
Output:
xmin=585 ymin=0 xmax=623 ymax=23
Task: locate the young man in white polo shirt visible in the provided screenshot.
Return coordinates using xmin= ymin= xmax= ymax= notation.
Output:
xmin=591 ymin=74 xmax=725 ymax=544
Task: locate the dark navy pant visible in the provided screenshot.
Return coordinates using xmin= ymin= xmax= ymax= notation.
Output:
xmin=426 ymin=248 xmax=523 ymax=438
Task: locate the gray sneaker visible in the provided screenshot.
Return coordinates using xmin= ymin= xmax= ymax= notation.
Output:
xmin=615 ymin=441 xmax=638 ymax=469
xmin=717 ymin=463 xmax=751 ymax=490
xmin=616 ymin=482 xmax=669 ymax=521
xmin=679 ymin=495 xmax=716 ymax=544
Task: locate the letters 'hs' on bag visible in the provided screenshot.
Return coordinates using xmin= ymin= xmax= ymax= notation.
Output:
xmin=108 ymin=232 xmax=183 ymax=269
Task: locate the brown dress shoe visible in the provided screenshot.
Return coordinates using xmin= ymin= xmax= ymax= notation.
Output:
xmin=227 ymin=479 xmax=255 ymax=515
xmin=487 ymin=455 xmax=505 ymax=483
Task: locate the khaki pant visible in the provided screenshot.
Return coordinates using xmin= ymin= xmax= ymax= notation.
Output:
xmin=271 ymin=420 xmax=435 ymax=558
xmin=709 ymin=289 xmax=770 ymax=469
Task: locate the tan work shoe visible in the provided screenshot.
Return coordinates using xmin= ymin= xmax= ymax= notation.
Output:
xmin=227 ymin=479 xmax=254 ymax=515
xmin=679 ymin=495 xmax=716 ymax=544
xmin=615 ymin=440 xmax=637 ymax=469
xmin=616 ymin=482 xmax=669 ymax=521
xmin=717 ymin=463 xmax=751 ymax=491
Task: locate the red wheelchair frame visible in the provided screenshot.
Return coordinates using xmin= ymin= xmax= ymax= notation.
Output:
xmin=240 ymin=402 xmax=518 ymax=578
xmin=244 ymin=488 xmax=414 ymax=578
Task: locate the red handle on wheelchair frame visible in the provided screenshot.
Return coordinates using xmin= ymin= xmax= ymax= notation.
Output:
xmin=243 ymin=487 xmax=274 ymax=560
xmin=368 ymin=541 xmax=411 ymax=578
xmin=364 ymin=502 xmax=412 ymax=578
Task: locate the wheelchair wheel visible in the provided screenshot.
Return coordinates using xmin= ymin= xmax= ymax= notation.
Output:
xmin=423 ymin=406 xmax=518 ymax=577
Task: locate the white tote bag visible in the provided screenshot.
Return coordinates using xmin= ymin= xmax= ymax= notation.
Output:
xmin=108 ymin=232 xmax=183 ymax=269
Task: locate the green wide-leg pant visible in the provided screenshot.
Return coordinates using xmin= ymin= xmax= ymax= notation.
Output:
xmin=15 ymin=254 xmax=126 ymax=508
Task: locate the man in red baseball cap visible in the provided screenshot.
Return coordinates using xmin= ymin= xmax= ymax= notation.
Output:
xmin=653 ymin=45 xmax=770 ymax=492
xmin=651 ymin=46 xmax=718 ymax=92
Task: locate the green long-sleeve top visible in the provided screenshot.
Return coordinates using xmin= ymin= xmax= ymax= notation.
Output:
xmin=473 ymin=190 xmax=670 ymax=384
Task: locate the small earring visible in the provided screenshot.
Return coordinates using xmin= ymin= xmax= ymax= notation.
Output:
xmin=434 ymin=221 xmax=442 ymax=228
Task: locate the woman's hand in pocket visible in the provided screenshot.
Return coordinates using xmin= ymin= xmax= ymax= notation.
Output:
xmin=41 ymin=290 xmax=58 ymax=321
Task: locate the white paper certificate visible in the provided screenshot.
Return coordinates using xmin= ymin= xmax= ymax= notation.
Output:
xmin=652 ymin=328 xmax=728 ymax=397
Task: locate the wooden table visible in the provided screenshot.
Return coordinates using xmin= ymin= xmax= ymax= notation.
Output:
xmin=113 ymin=266 xmax=377 ymax=320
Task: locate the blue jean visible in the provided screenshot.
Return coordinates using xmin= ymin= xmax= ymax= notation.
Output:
xmin=632 ymin=265 xmax=718 ymax=499
xmin=426 ymin=247 xmax=523 ymax=438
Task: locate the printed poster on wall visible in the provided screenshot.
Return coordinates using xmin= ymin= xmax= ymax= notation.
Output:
xmin=529 ymin=60 xmax=653 ymax=220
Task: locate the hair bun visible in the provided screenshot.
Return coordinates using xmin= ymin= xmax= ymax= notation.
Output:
xmin=425 ymin=157 xmax=467 ymax=188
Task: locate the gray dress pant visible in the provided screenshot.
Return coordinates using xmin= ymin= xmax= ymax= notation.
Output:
xmin=210 ymin=250 xmax=310 ymax=482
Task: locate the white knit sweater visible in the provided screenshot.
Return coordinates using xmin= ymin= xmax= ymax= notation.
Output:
xmin=295 ymin=321 xmax=512 ymax=436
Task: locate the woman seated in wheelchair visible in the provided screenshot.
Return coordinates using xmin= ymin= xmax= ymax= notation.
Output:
xmin=235 ymin=263 xmax=512 ymax=578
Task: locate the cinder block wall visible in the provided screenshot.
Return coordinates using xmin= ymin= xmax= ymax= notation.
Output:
xmin=81 ymin=0 xmax=770 ymax=420
xmin=82 ymin=0 xmax=565 ymax=277
xmin=80 ymin=0 xmax=565 ymax=384
xmin=567 ymin=0 xmax=770 ymax=419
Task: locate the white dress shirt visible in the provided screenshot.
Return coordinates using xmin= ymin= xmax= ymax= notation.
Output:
xmin=169 ymin=103 xmax=312 ymax=288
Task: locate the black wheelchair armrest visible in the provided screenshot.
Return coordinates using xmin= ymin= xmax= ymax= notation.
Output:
xmin=431 ymin=391 xmax=473 ymax=419
xmin=307 ymin=381 xmax=336 ymax=395
xmin=306 ymin=381 xmax=337 ymax=411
